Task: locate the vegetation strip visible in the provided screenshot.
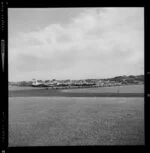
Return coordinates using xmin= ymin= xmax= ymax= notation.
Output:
xmin=9 ymin=89 xmax=144 ymax=97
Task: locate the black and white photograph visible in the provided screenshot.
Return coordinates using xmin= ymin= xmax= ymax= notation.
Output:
xmin=8 ymin=7 xmax=144 ymax=146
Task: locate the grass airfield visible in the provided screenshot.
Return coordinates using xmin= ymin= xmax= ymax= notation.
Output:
xmin=9 ymin=85 xmax=144 ymax=146
xmin=62 ymin=85 xmax=144 ymax=93
xmin=9 ymin=85 xmax=144 ymax=97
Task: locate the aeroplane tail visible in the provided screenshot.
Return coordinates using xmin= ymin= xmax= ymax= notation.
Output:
xmin=32 ymin=79 xmax=38 ymax=86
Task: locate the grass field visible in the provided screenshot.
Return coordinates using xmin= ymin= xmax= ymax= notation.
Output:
xmin=9 ymin=86 xmax=41 ymax=91
xmin=62 ymin=85 xmax=144 ymax=93
xmin=9 ymin=97 xmax=144 ymax=146
xmin=9 ymin=85 xmax=144 ymax=97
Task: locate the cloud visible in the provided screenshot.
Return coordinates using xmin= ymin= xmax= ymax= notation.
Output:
xmin=9 ymin=7 xmax=144 ymax=81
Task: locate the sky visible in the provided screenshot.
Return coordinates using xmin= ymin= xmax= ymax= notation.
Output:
xmin=8 ymin=7 xmax=144 ymax=81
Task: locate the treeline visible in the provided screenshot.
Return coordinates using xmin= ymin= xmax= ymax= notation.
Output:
xmin=108 ymin=75 xmax=144 ymax=84
xmin=9 ymin=75 xmax=144 ymax=87
xmin=9 ymin=81 xmax=33 ymax=86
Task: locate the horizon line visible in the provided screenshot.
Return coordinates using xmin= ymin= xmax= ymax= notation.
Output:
xmin=9 ymin=73 xmax=144 ymax=82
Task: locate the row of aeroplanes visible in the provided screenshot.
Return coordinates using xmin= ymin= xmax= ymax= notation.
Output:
xmin=31 ymin=79 xmax=96 ymax=88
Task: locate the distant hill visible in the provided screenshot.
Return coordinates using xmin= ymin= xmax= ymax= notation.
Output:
xmin=9 ymin=75 xmax=144 ymax=87
xmin=108 ymin=75 xmax=144 ymax=84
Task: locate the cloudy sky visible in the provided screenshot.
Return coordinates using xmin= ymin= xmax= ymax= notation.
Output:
xmin=8 ymin=7 xmax=144 ymax=81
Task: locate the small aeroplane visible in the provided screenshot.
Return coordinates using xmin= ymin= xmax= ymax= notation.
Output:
xmin=31 ymin=79 xmax=96 ymax=89
xmin=31 ymin=79 xmax=57 ymax=88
